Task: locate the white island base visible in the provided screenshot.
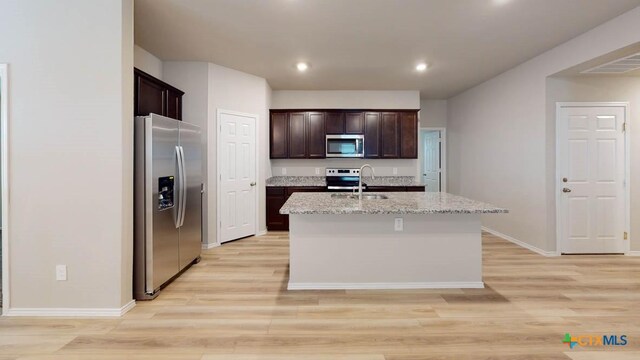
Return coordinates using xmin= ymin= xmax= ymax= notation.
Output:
xmin=288 ymin=213 xmax=484 ymax=290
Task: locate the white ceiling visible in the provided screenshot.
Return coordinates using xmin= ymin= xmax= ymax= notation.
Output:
xmin=134 ymin=0 xmax=640 ymax=99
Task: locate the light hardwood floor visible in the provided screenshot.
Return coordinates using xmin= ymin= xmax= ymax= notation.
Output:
xmin=1 ymin=231 xmax=639 ymax=359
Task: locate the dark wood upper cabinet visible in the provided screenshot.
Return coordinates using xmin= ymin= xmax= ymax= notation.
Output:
xmin=166 ymin=89 xmax=182 ymax=120
xmin=288 ymin=112 xmax=307 ymax=158
xmin=345 ymin=112 xmax=364 ymax=134
xmin=270 ymin=112 xmax=288 ymax=159
xmin=381 ymin=112 xmax=399 ymax=158
xmin=399 ymin=112 xmax=418 ymax=158
xmin=307 ymin=112 xmax=326 ymax=158
xmin=325 ymin=112 xmax=345 ymax=134
xmin=135 ymin=73 xmax=165 ymax=117
xmin=134 ymin=68 xmax=184 ymax=120
xmin=269 ymin=109 xmax=418 ymax=160
xmin=364 ymin=112 xmax=381 ymax=158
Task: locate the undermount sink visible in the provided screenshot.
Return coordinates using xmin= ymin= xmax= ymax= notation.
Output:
xmin=360 ymin=194 xmax=388 ymax=200
xmin=330 ymin=193 xmax=388 ymax=200
xmin=330 ymin=193 xmax=352 ymax=199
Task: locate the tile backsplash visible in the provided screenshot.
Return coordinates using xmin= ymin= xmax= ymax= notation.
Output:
xmin=270 ymin=159 xmax=419 ymax=177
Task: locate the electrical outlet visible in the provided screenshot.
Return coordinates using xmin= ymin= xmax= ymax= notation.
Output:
xmin=281 ymin=168 xmax=287 ymax=175
xmin=394 ymin=218 xmax=403 ymax=231
xmin=315 ymin=167 xmax=320 ymax=175
xmin=56 ymin=265 xmax=67 ymax=281
xmin=393 ymin=167 xmax=398 ymax=175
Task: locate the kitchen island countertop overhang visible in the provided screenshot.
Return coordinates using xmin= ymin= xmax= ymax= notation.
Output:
xmin=280 ymin=192 xmax=508 ymax=215
xmin=281 ymin=192 xmax=508 ymax=290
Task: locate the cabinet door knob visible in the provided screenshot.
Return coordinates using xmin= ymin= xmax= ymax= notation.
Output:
xmin=250 ymin=182 xmax=256 ymax=187
xmin=562 ymin=188 xmax=572 ymax=193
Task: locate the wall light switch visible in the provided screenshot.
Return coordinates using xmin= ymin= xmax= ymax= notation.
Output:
xmin=393 ymin=167 xmax=398 ymax=175
xmin=56 ymin=265 xmax=67 ymax=281
xmin=282 ymin=168 xmax=287 ymax=175
xmin=315 ymin=167 xmax=320 ymax=175
xmin=394 ymin=218 xmax=403 ymax=232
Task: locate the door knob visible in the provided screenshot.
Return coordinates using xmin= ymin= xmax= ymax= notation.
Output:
xmin=562 ymin=188 xmax=572 ymax=193
xmin=250 ymin=182 xmax=256 ymax=187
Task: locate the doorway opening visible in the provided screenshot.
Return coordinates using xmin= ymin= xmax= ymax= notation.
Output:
xmin=1 ymin=64 xmax=9 ymax=313
xmin=420 ymin=128 xmax=446 ymax=192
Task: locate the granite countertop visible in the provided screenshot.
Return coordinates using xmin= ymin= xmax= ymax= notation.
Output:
xmin=265 ymin=176 xmax=426 ymax=187
xmin=279 ymin=192 xmax=508 ymax=215
xmin=266 ymin=176 xmax=326 ymax=187
xmin=364 ymin=176 xmax=426 ymax=187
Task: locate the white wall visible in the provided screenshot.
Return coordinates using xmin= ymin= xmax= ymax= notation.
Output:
xmin=271 ymin=91 xmax=420 ymax=109
xmin=270 ymin=90 xmax=421 ymax=177
xmin=547 ymin=76 xmax=640 ymax=251
xmin=162 ymin=62 xmax=271 ymax=246
xmin=447 ymin=7 xmax=640 ymax=252
xmin=162 ymin=62 xmax=210 ymax=247
xmin=134 ymin=45 xmax=163 ymax=79
xmin=420 ymin=99 xmax=447 ymax=128
xmin=0 ymin=0 xmax=134 ymax=311
xmin=209 ymin=64 xmax=271 ymax=244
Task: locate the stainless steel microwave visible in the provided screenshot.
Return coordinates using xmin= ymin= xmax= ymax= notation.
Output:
xmin=326 ymin=135 xmax=364 ymax=158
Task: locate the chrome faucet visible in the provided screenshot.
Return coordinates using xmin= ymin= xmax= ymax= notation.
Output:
xmin=358 ymin=164 xmax=375 ymax=200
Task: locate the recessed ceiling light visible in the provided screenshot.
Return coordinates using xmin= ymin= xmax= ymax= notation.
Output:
xmin=416 ymin=63 xmax=428 ymax=72
xmin=296 ymin=62 xmax=309 ymax=72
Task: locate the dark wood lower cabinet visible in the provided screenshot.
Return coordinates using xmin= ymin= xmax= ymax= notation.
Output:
xmin=266 ymin=187 xmax=289 ymax=230
xmin=365 ymin=186 xmax=426 ymax=192
xmin=266 ymin=185 xmax=425 ymax=231
xmin=364 ymin=186 xmax=401 ymax=192
xmin=266 ymin=186 xmax=325 ymax=231
xmin=405 ymin=186 xmax=427 ymax=192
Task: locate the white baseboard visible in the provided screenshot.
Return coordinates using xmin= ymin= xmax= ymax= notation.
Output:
xmin=288 ymin=282 xmax=484 ymax=290
xmin=482 ymin=226 xmax=557 ymax=257
xmin=256 ymin=229 xmax=268 ymax=236
xmin=626 ymin=251 xmax=640 ymax=256
xmin=4 ymin=299 xmax=136 ymax=317
xmin=201 ymin=242 xmax=219 ymax=250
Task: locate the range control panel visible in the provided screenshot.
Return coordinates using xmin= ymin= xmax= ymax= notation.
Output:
xmin=326 ymin=168 xmax=360 ymax=177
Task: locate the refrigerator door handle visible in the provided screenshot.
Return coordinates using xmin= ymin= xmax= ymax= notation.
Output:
xmin=179 ymin=146 xmax=187 ymax=228
xmin=175 ymin=145 xmax=183 ymax=229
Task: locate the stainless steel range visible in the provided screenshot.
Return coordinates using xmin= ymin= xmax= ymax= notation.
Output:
xmin=326 ymin=168 xmax=366 ymax=191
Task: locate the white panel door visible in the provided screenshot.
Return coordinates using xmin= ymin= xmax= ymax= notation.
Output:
xmin=422 ymin=131 xmax=441 ymax=192
xmin=220 ymin=112 xmax=256 ymax=243
xmin=558 ymin=106 xmax=626 ymax=254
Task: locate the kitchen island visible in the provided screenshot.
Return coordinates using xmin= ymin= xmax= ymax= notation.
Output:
xmin=280 ymin=192 xmax=507 ymax=290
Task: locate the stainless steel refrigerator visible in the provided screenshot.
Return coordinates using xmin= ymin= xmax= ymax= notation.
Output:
xmin=134 ymin=114 xmax=202 ymax=300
